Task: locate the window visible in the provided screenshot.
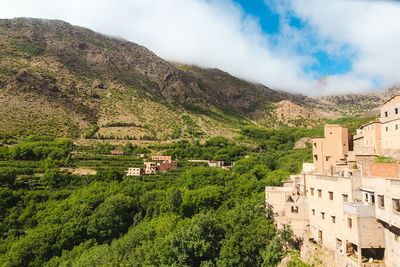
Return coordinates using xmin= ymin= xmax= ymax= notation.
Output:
xmin=378 ymin=195 xmax=385 ymax=209
xmin=318 ymin=189 xmax=322 ymax=198
xmin=312 ymin=209 xmax=315 ymax=215
xmin=319 ymin=230 xmax=323 ymax=244
xmin=310 ymin=188 xmax=314 ymax=196
xmin=385 ymin=111 xmax=388 ymax=117
xmin=332 ymin=216 xmax=336 ymax=224
xmin=291 ymin=206 xmax=299 ymax=213
xmin=395 ymin=234 xmax=399 ymax=241
xmin=336 ymin=238 xmax=342 ymax=248
xmin=386 ymin=126 xmax=389 ymax=132
xmin=329 ymin=191 xmax=333 ymax=200
xmin=326 ymin=156 xmax=330 ymax=162
xmin=396 ymin=124 xmax=399 ymax=130
xmin=314 ymin=143 xmax=317 ymax=148
xmin=314 ymin=155 xmax=318 ymax=161
xmin=396 ymin=108 xmax=398 ymax=115
xmin=348 ymin=218 xmax=352 ymax=228
xmin=342 ymin=194 xmax=348 ymax=202
xmin=321 ymin=212 xmax=325 ymax=220
xmin=393 ymin=199 xmax=400 ymax=213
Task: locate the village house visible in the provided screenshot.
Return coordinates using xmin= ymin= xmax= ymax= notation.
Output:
xmin=144 ymin=162 xmax=157 ymax=175
xmin=158 ymin=160 xmax=178 ymax=172
xmin=208 ymin=161 xmax=224 ymax=167
xmin=152 ymin=155 xmax=172 ymax=161
xmin=266 ymin=95 xmax=400 ymax=267
xmin=111 ymin=150 xmax=124 ymax=156
xmin=126 ymin=155 xmax=177 ymax=176
xmin=125 ymin=168 xmax=142 ymax=176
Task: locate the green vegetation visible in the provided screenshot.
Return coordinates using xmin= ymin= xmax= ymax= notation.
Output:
xmin=324 ymin=115 xmax=378 ymax=134
xmin=374 ymin=156 xmax=396 ymax=163
xmin=9 ymin=38 xmax=45 ymax=56
xmin=0 ymin=126 xmax=316 ymax=266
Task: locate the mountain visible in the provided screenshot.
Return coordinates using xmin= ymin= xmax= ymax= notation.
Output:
xmin=0 ymin=17 xmax=328 ymax=142
xmin=314 ymin=86 xmax=400 ymax=116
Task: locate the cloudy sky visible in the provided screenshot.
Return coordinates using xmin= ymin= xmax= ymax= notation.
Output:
xmin=0 ymin=0 xmax=399 ymax=96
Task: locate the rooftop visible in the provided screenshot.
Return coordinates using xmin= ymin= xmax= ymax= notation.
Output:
xmin=384 ymin=94 xmax=400 ymax=105
xmin=343 ymin=202 xmax=375 ymax=218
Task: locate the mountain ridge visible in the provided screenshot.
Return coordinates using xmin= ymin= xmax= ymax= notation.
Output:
xmin=0 ymin=17 xmax=397 ymax=142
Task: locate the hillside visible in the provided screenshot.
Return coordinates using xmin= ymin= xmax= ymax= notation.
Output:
xmin=313 ymin=86 xmax=400 ymax=116
xmin=0 ymin=18 xmax=325 ymax=142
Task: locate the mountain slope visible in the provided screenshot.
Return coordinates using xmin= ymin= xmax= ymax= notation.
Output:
xmin=0 ymin=18 xmax=326 ymax=141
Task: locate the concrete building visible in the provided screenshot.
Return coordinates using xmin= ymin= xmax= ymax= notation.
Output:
xmin=353 ymin=121 xmax=382 ymax=156
xmin=144 ymin=162 xmax=157 ymax=175
xmin=126 ymin=168 xmax=142 ymax=176
xmin=312 ymin=125 xmax=352 ymax=174
xmin=381 ymin=95 xmax=400 ymax=159
xmin=208 ymin=161 xmax=224 ymax=167
xmin=266 ymin=96 xmax=400 ymax=266
xmin=152 ymin=156 xmax=172 ymax=161
xmin=158 ymin=161 xmax=178 ymax=172
xmin=266 ymin=177 xmax=309 ymax=237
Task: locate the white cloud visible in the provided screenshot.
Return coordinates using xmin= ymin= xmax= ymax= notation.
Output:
xmin=287 ymin=0 xmax=400 ymax=93
xmin=0 ymin=0 xmax=399 ymax=96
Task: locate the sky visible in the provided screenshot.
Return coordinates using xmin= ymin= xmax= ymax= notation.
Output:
xmin=0 ymin=0 xmax=400 ymax=96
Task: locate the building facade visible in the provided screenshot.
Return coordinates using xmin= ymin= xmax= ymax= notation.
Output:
xmin=312 ymin=125 xmax=352 ymax=175
xmin=266 ymin=95 xmax=400 ymax=267
xmin=144 ymin=162 xmax=157 ymax=175
xmin=158 ymin=161 xmax=178 ymax=172
xmin=381 ymin=96 xmax=400 ymax=159
xmin=125 ymin=168 xmax=142 ymax=176
xmin=152 ymin=156 xmax=172 ymax=161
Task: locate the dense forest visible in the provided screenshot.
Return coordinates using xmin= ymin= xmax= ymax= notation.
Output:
xmin=0 ymin=126 xmax=322 ymax=266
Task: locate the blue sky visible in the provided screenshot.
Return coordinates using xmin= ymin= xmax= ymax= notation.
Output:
xmin=1 ymin=0 xmax=400 ymax=95
xmin=234 ymin=0 xmax=353 ymax=79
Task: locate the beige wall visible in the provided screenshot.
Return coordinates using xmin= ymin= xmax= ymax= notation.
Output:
xmin=312 ymin=125 xmax=351 ymax=174
xmin=359 ymin=176 xmax=400 ymax=266
xmin=305 ymin=174 xmax=356 ymax=252
xmin=381 ymin=97 xmax=400 ymax=158
xmin=126 ymin=168 xmax=142 ymax=176
xmin=265 ymin=184 xmax=309 ymax=237
xmin=152 ymin=156 xmax=172 ymax=161
xmin=358 ymin=122 xmax=382 ymax=155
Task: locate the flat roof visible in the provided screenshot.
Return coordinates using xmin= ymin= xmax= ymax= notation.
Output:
xmin=324 ymin=124 xmax=348 ymax=128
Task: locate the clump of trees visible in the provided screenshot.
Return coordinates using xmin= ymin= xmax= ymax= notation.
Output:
xmin=0 ymin=128 xmax=314 ymax=266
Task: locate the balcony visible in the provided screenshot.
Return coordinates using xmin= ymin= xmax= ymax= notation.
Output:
xmin=343 ymin=202 xmax=375 ymax=217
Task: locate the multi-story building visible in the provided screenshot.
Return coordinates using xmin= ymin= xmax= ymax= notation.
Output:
xmin=144 ymin=162 xmax=157 ymax=175
xmin=266 ymin=95 xmax=400 ymax=267
xmin=353 ymin=121 xmax=382 ymax=156
xmin=265 ymin=177 xmax=309 ymax=237
xmin=381 ymin=95 xmax=400 ymax=158
xmin=125 ymin=168 xmax=142 ymax=176
xmin=312 ymin=125 xmax=352 ymax=174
